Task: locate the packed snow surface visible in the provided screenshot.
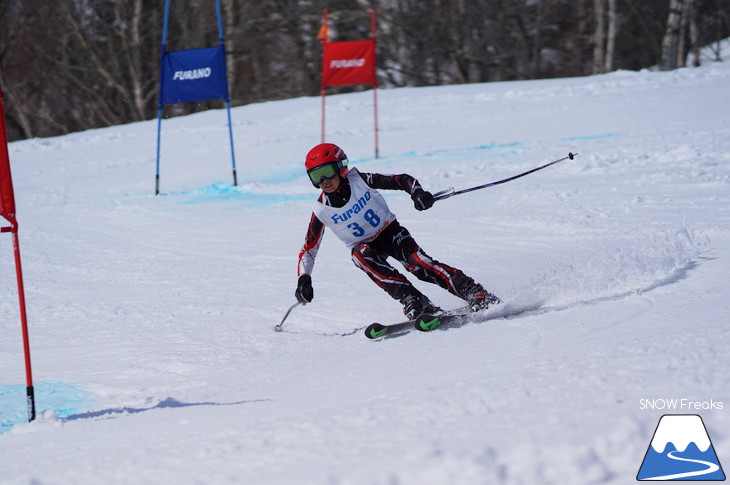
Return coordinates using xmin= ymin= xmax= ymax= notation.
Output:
xmin=2 ymin=53 xmax=729 ymax=483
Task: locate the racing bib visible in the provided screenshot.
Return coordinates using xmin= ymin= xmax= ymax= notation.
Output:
xmin=313 ymin=168 xmax=396 ymax=247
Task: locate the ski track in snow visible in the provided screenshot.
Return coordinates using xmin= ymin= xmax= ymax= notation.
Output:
xmin=2 ymin=42 xmax=730 ymax=484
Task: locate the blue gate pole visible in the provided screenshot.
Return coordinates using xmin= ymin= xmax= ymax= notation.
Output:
xmin=225 ymin=99 xmax=237 ymax=186
xmin=215 ymin=0 xmax=237 ymax=186
xmin=155 ymin=105 xmax=163 ymax=195
xmin=155 ymin=0 xmax=172 ymax=195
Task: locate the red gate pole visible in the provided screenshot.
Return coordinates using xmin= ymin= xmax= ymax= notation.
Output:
xmin=373 ymin=87 xmax=379 ymax=159
xmin=321 ymin=87 xmax=326 ymax=143
xmin=1 ymin=92 xmax=35 ymax=422
xmin=14 ymin=225 xmax=35 ymax=422
xmin=370 ymin=9 xmax=379 ymax=158
xmin=320 ymin=9 xmax=329 ymax=143
xmin=2 ymin=217 xmax=35 ymax=421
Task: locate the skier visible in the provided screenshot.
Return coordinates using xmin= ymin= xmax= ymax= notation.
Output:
xmin=295 ymin=143 xmax=500 ymax=319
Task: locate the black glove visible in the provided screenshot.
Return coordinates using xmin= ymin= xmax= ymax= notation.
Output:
xmin=295 ymin=274 xmax=314 ymax=304
xmin=411 ymin=188 xmax=435 ymax=211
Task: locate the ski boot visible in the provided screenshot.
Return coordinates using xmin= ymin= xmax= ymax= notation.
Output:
xmin=401 ymin=294 xmax=442 ymax=320
xmin=466 ymin=288 xmax=502 ymax=313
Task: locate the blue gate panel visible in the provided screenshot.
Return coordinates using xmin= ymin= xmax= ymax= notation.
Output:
xmin=160 ymin=45 xmax=228 ymax=105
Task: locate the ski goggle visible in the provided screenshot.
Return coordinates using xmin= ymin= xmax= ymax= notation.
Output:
xmin=307 ymin=162 xmax=340 ymax=187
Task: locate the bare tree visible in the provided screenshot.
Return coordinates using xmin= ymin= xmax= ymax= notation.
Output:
xmin=2 ymin=0 xmax=730 ymax=142
xmin=604 ymin=0 xmax=618 ymax=72
xmin=661 ymin=0 xmax=684 ymax=70
xmin=688 ymin=0 xmax=700 ymax=66
xmin=592 ymin=0 xmax=606 ymax=74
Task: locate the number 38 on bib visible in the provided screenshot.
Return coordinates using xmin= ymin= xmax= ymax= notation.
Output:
xmin=312 ymin=167 xmax=396 ymax=246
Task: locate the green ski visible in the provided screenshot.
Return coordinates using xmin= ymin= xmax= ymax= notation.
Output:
xmin=364 ymin=310 xmax=472 ymax=339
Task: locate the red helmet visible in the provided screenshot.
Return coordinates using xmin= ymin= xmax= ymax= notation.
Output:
xmin=305 ymin=143 xmax=349 ymax=178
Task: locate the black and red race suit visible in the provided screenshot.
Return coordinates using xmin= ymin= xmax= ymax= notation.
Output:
xmin=297 ymin=170 xmax=482 ymax=304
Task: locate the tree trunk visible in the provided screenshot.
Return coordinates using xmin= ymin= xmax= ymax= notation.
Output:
xmin=661 ymin=0 xmax=684 ymax=70
xmin=604 ymin=0 xmax=618 ymax=72
xmin=689 ymin=0 xmax=700 ymax=66
xmin=0 ymin=86 xmax=34 ymax=139
xmin=592 ymin=0 xmax=606 ymax=74
xmin=676 ymin=0 xmax=690 ymax=67
xmin=222 ymin=0 xmax=236 ymax=100
xmin=127 ymin=0 xmax=146 ymax=121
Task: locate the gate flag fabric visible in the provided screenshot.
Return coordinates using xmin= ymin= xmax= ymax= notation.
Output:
xmin=159 ymin=45 xmax=228 ymax=105
xmin=320 ymin=9 xmax=380 ymax=158
xmin=155 ymin=0 xmax=237 ymax=195
xmin=0 ymin=91 xmax=36 ymax=423
xmin=0 ymin=93 xmax=15 ymax=216
xmin=322 ymin=40 xmax=376 ymax=87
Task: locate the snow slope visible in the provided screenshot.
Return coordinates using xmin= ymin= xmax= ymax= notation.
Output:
xmin=1 ymin=54 xmax=729 ymax=484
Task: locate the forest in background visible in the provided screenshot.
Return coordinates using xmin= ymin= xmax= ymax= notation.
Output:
xmin=1 ymin=0 xmax=728 ymax=142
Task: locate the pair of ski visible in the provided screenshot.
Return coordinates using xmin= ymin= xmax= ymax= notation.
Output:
xmin=365 ymin=309 xmax=474 ymax=339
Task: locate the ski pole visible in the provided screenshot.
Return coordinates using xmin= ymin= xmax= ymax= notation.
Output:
xmin=434 ymin=152 xmax=576 ymax=202
xmin=275 ymin=302 xmax=301 ymax=332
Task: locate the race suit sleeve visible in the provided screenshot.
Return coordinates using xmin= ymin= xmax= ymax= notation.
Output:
xmin=297 ymin=212 xmax=325 ymax=277
xmin=358 ymin=172 xmax=423 ymax=194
